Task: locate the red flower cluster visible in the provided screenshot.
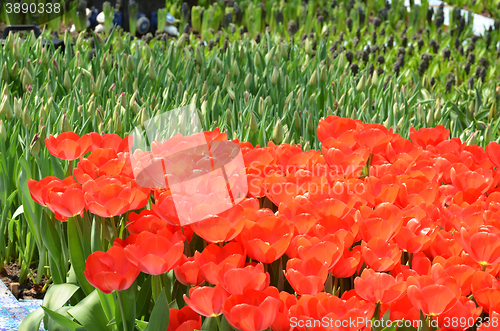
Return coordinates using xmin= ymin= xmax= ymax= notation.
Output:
xmin=29 ymin=117 xmax=500 ymax=330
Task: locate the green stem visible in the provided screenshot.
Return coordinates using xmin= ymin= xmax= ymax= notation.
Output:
xmin=117 ymin=291 xmax=130 ymax=331
xmin=215 ymin=315 xmax=222 ymax=330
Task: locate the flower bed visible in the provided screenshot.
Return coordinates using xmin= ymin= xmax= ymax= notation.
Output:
xmin=19 ymin=115 xmax=500 ymax=330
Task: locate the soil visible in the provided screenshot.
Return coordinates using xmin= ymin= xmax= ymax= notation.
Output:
xmin=0 ymin=262 xmax=48 ymax=300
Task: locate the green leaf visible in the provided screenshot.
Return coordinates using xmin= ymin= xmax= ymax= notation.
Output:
xmin=20 ymin=283 xmax=79 ymax=331
xmin=18 ymin=308 xmax=44 ymax=331
xmin=41 ymin=306 xmax=83 ymax=331
xmin=67 ymin=217 xmax=94 ymax=295
xmin=68 ymin=290 xmax=112 ymax=331
xmin=136 ymin=320 xmax=149 ymax=331
xmin=200 ymin=316 xmax=219 ymax=331
xmin=115 ymin=287 xmax=136 ymax=331
xmin=144 ymin=289 xmax=169 ymax=331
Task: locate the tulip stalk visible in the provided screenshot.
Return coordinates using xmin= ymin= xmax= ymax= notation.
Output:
xmin=116 ymin=291 xmax=130 ymax=331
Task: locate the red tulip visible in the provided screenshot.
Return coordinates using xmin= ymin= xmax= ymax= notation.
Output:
xmin=271 ymin=291 xmax=297 ymax=331
xmin=437 ymin=296 xmax=482 ymax=331
xmin=455 ymin=226 xmax=500 ymax=268
xmin=240 ymin=214 xmax=294 ymax=264
xmin=87 ymin=133 xmax=131 ymax=153
xmin=222 ymin=287 xmax=281 ymax=331
xmin=361 ymin=238 xmax=401 ymax=272
xmin=217 ymin=263 xmax=270 ymax=295
xmin=194 ymin=242 xmax=246 ymax=285
xmin=406 ymin=274 xmax=460 ymax=316
xmin=124 ymin=229 xmax=185 ymax=275
xmin=355 ymin=203 xmax=403 ymax=242
xmin=354 ymin=269 xmax=406 ymax=304
xmin=278 ymin=195 xmax=319 ymax=235
xmin=183 ymin=285 xmax=230 ymax=317
xmin=174 ymin=255 xmax=205 ymax=287
xmin=472 ymin=271 xmax=500 ymax=313
xmin=28 ymin=176 xmax=85 ymax=221
xmin=167 ymin=306 xmax=202 ymax=331
xmin=289 ymin=293 xmax=375 ymax=331
xmin=45 ymin=131 xmax=92 ymax=160
xmin=285 ymin=257 xmax=329 ymax=295
xmin=296 ymin=233 xmax=344 ymax=270
xmin=84 ymin=245 xmax=139 ymax=294
xmin=188 ymin=203 xmax=247 ymax=243
xmin=73 ymin=148 xmax=132 ymax=184
xmin=409 ymin=125 xmax=450 ymax=149
xmin=330 ymin=246 xmax=362 ymax=278
xmin=487 ymin=141 xmax=500 ymax=168
xmin=83 ymin=175 xmax=150 ymax=217
xmin=477 ymin=310 xmax=500 ymax=331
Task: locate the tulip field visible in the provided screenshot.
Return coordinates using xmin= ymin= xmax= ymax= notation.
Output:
xmin=1 ymin=0 xmax=500 ymax=330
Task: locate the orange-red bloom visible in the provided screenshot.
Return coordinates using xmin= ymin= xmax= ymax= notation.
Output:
xmin=183 ymin=284 xmax=230 ymax=317
xmin=239 ymin=214 xmax=293 ymax=264
xmin=84 ymin=245 xmax=139 ymax=294
xmin=223 ymin=287 xmax=281 ymax=331
xmin=361 ymin=238 xmax=401 ymax=272
xmin=455 ymin=226 xmax=500 ymax=268
xmin=83 ymin=175 xmax=150 ymax=217
xmin=289 ymin=292 xmax=375 ymax=331
xmin=167 ymin=306 xmax=202 ymax=331
xmin=354 ymin=269 xmax=406 ymax=304
xmin=194 ymin=242 xmax=246 ymax=285
xmin=285 ymin=257 xmax=329 ymax=295
xmin=217 ymin=263 xmax=270 ymax=295
xmin=174 ymin=255 xmax=205 ymax=287
xmin=45 ymin=132 xmax=92 ymax=160
xmin=124 ymin=229 xmax=185 ymax=275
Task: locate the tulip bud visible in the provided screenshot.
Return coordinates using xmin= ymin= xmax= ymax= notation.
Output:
xmin=338 ymin=93 xmax=345 ymax=107
xmin=416 ymin=104 xmax=423 ymax=123
xmin=61 ymin=113 xmax=72 ymax=132
xmin=177 ymin=33 xmax=187 ymax=48
xmin=226 ymin=108 xmax=233 ymax=125
xmin=22 ymin=68 xmax=33 ymax=87
xmin=114 ymin=112 xmax=123 ymax=135
xmin=148 ymin=59 xmax=157 ymax=81
xmin=254 ymin=51 xmax=262 ymax=68
xmin=75 ymin=50 xmax=82 ymax=68
xmin=294 ymin=110 xmax=302 ymax=131
xmin=306 ymin=112 xmax=314 ymax=134
xmin=372 ymin=70 xmax=379 ymax=87
xmin=308 ymin=69 xmax=318 ymax=88
xmin=13 ymin=97 xmax=22 ymax=119
xmin=303 ymin=141 xmax=310 ymax=151
xmin=10 ymin=62 xmax=18 ymax=80
xmin=426 ymin=107 xmax=433 ymax=127
xmin=466 ymin=131 xmax=477 ymax=146
xmin=143 ymin=44 xmax=152 ymax=62
xmin=320 ymin=66 xmax=327 ymax=84
xmin=0 ymin=95 xmax=13 ymax=120
xmin=30 ymin=134 xmax=40 ymax=157
xmin=117 ymin=36 xmax=125 ymax=51
xmin=357 ymin=74 xmax=366 ymax=92
xmin=249 ymin=111 xmax=258 ymax=133
xmin=338 ymin=52 xmax=346 ymax=70
xmin=271 ymin=67 xmax=279 ymax=86
xmin=127 ymin=55 xmax=135 ymax=74
xmin=434 ymin=104 xmax=442 ymax=122
xmin=195 ymin=48 xmax=204 ymax=66
xmin=485 ymin=124 xmax=492 ymax=145
xmin=22 ymin=105 xmax=32 ymax=127
xmin=231 ymin=60 xmax=240 ymax=79
xmin=63 ymin=71 xmax=71 ymax=92
xmin=201 ymin=100 xmax=208 ymax=117
xmin=139 ymin=108 xmax=149 ymax=127
xmin=0 ymin=120 xmax=6 ymax=142
xmin=1 ymin=63 xmax=8 ymax=82
xmin=272 ymin=119 xmax=283 ymax=144
xmin=39 ymin=124 xmax=46 ymax=146
xmin=326 ymin=107 xmax=334 ymax=117
xmin=384 ymin=117 xmax=391 ymax=130
xmin=396 ymin=116 xmax=405 ymax=132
